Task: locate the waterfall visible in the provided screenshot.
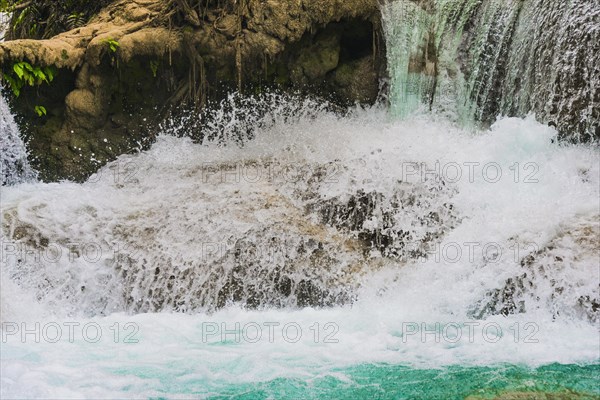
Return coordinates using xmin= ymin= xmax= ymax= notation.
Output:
xmin=1 ymin=93 xmax=598 ymax=398
xmin=0 ymin=94 xmax=37 ymax=186
xmin=1 ymin=3 xmax=599 ymax=397
xmin=0 ymin=12 xmax=9 ymax=41
xmin=381 ymin=0 xmax=437 ymax=118
xmin=499 ymin=0 xmax=600 ymax=140
xmin=381 ymin=0 xmax=600 ymax=141
xmin=0 ymin=12 xmax=37 ymax=186
xmin=1 ymin=93 xmax=598 ymax=320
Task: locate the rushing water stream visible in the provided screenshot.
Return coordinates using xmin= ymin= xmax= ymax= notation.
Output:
xmin=0 ymin=96 xmax=36 ymax=186
xmin=382 ymin=0 xmax=599 ymax=141
xmin=1 ymin=1 xmax=599 ymax=399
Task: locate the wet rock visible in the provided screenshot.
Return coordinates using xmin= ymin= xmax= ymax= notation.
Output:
xmin=290 ymin=27 xmax=341 ymax=85
xmin=472 ymin=214 xmax=600 ymax=322
xmin=330 ymin=56 xmax=380 ymax=104
xmin=306 ymin=164 xmax=459 ymax=261
xmin=65 ymin=89 xmax=104 ymax=126
xmin=1 ymin=155 xmax=461 ymax=314
xmin=0 ymin=0 xmax=384 ymax=182
xmin=116 ymin=224 xmax=364 ymax=313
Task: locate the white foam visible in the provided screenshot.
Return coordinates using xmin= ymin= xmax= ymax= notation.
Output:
xmin=1 ymin=101 xmax=598 ymax=397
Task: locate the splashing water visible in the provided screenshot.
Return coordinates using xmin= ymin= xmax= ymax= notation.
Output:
xmin=1 ymin=92 xmax=599 ymax=398
xmin=0 ymin=95 xmax=36 ymax=186
xmin=382 ymin=0 xmax=600 ymax=140
xmin=1 ymin=1 xmax=599 ymax=397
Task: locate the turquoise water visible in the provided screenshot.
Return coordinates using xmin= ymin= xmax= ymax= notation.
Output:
xmin=139 ymin=364 xmax=600 ymax=399
xmin=1 ymin=2 xmax=599 ymax=399
xmin=2 ymin=89 xmax=599 ymax=399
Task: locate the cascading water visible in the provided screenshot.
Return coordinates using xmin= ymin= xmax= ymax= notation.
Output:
xmin=0 ymin=14 xmax=7 ymax=42
xmin=0 ymin=95 xmax=36 ymax=186
xmin=382 ymin=0 xmax=600 ymax=141
xmin=2 ymin=92 xmax=599 ymax=398
xmin=1 ymin=12 xmax=37 ymax=187
xmin=1 ymin=3 xmax=599 ymax=399
xmin=381 ymin=0 xmax=437 ymax=119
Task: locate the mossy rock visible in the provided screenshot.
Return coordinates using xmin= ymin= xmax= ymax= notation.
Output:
xmin=290 ymin=28 xmax=341 ymax=85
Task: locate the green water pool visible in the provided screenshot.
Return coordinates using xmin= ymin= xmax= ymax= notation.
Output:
xmin=186 ymin=363 xmax=599 ymax=399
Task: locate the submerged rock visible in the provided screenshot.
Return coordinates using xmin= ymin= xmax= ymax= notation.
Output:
xmin=116 ymin=224 xmax=364 ymax=312
xmin=307 ymin=169 xmax=459 ymax=260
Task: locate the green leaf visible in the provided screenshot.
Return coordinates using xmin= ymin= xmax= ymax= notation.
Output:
xmin=13 ymin=63 xmax=24 ymax=79
xmin=33 ymin=69 xmax=47 ymax=84
xmin=34 ymin=105 xmax=47 ymax=117
xmin=3 ymin=74 xmax=20 ymax=97
xmin=3 ymin=61 xmax=56 ymax=98
xmin=14 ymin=8 xmax=27 ymax=27
xmin=12 ymin=82 xmax=21 ymax=97
xmin=43 ymin=66 xmax=56 ymax=82
xmin=104 ymin=38 xmax=120 ymax=53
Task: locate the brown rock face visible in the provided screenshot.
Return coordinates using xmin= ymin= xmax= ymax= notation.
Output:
xmin=0 ymin=0 xmax=384 ymax=182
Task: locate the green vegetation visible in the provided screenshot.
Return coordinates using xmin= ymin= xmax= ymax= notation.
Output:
xmin=150 ymin=60 xmax=159 ymax=78
xmin=2 ymin=61 xmax=57 ymax=97
xmin=104 ymin=38 xmax=120 ymax=53
xmin=1 ymin=61 xmax=57 ymax=116
xmin=34 ymin=105 xmax=47 ymax=117
xmin=0 ymin=0 xmax=113 ymax=39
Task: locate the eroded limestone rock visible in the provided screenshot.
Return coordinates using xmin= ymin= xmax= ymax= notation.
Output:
xmin=0 ymin=0 xmax=383 ymax=181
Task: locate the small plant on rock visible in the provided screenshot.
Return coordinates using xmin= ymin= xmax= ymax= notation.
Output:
xmin=34 ymin=105 xmax=47 ymax=117
xmin=2 ymin=61 xmax=56 ymax=97
xmin=1 ymin=60 xmax=57 ymax=116
xmin=104 ymin=38 xmax=120 ymax=53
